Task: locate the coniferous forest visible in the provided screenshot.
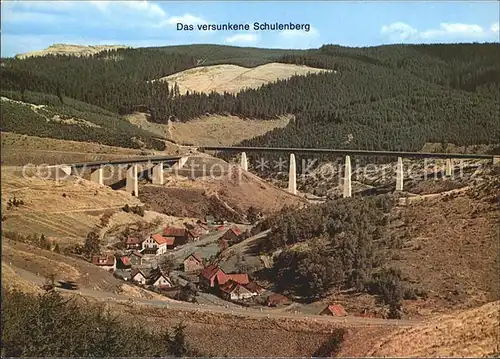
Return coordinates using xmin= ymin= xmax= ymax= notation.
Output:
xmin=1 ymin=43 xmax=499 ymax=152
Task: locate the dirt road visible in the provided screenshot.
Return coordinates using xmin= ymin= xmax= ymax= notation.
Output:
xmin=9 ymin=265 xmax=420 ymax=327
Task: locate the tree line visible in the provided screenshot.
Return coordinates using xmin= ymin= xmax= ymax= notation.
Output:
xmin=2 ymin=43 xmax=499 ymax=153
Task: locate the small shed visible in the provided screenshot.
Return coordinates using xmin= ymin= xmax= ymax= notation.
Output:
xmin=320 ymin=304 xmax=347 ymax=317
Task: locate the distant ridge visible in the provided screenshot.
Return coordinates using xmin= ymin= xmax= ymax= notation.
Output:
xmin=15 ymin=44 xmax=131 ymax=59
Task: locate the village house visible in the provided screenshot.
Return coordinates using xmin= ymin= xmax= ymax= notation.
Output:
xmin=125 ymin=237 xmax=142 ymax=250
xmin=199 ymin=264 xmax=228 ymax=290
xmin=131 ymin=268 xmax=149 ymax=285
xmin=221 ymin=226 xmax=241 ymax=243
xmin=244 ymin=281 xmax=265 ymax=296
xmin=115 ymin=255 xmax=132 ymax=270
xmin=91 ymin=253 xmax=116 ymax=271
xmin=320 ymin=304 xmax=347 ymax=317
xmin=126 ymin=250 xmax=143 ymax=266
xmin=221 ymin=273 xmax=249 ymax=286
xmin=195 ymin=223 xmax=210 ymax=235
xmin=220 ymin=280 xmax=254 ymax=301
xmin=266 ymin=293 xmax=289 ymax=307
xmin=163 ymin=227 xmax=188 ymax=246
xmin=142 ymin=233 xmax=170 ymax=255
xmin=183 ymin=252 xmax=204 ymax=273
xmin=149 ymin=270 xmax=173 ymax=289
xmin=187 ymin=229 xmax=200 ymax=241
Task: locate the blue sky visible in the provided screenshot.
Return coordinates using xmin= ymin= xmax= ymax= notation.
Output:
xmin=1 ymin=1 xmax=499 ymax=57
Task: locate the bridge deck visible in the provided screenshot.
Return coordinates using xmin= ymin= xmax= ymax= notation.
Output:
xmin=69 ymin=155 xmax=182 ymax=169
xmin=200 ymin=146 xmax=495 ymax=160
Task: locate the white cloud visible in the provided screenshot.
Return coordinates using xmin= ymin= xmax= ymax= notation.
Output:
xmin=88 ymin=1 xmax=167 ymax=18
xmin=225 ymin=33 xmax=259 ymax=44
xmin=380 ymin=22 xmax=418 ymax=41
xmin=420 ymin=23 xmax=484 ymax=39
xmin=381 ymin=21 xmax=499 ymax=43
xmin=160 ymin=14 xmax=207 ymax=26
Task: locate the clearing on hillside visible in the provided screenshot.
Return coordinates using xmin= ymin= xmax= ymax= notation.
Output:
xmin=15 ymin=44 xmax=130 ymax=59
xmin=157 ymin=62 xmax=332 ymax=94
xmin=125 ymin=112 xmax=291 ymax=146
xmin=365 ymin=300 xmax=500 ymax=357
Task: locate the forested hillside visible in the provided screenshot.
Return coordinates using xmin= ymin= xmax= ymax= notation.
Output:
xmin=2 ymin=43 xmax=499 ymax=152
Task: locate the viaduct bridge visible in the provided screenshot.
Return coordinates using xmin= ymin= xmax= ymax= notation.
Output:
xmin=199 ymin=146 xmax=497 ymax=197
xmin=43 ymin=147 xmax=497 ymax=197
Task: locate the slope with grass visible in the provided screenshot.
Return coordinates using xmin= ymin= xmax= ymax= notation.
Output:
xmin=157 ymin=62 xmax=331 ymax=95
xmin=1 ymin=91 xmax=166 ymax=150
xmin=365 ymin=301 xmax=500 ymax=357
xmin=15 ymin=43 xmax=130 ymax=59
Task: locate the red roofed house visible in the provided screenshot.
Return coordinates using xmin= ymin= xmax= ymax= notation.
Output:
xmin=125 ymin=237 xmax=142 ymax=250
xmin=116 ymin=255 xmax=132 ymax=270
xmin=320 ymin=304 xmax=347 ymax=317
xmin=220 ymin=280 xmax=254 ymax=301
xmin=266 ymin=293 xmax=289 ymax=307
xmin=183 ymin=252 xmax=204 ymax=273
xmin=221 ymin=226 xmax=242 ymax=243
xmin=92 ymin=253 xmax=116 ymax=271
xmin=199 ymin=264 xmax=228 ymax=290
xmin=222 ymin=273 xmax=249 ymax=286
xmin=142 ymin=233 xmax=169 ymax=255
xmin=163 ymin=227 xmax=188 ymax=246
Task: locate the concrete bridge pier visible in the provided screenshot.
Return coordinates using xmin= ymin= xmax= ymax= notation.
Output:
xmin=343 ymin=155 xmax=352 ymax=198
xmin=288 ymin=153 xmax=297 ymax=195
xmin=126 ymin=164 xmax=139 ymax=197
xmin=171 ymin=156 xmax=189 ymax=171
xmin=240 ymin=152 xmax=248 ymax=171
xmin=396 ymin=157 xmax=404 ymax=191
xmin=445 ymin=159 xmax=452 ymax=177
xmin=90 ymin=166 xmax=104 ymax=185
xmin=152 ymin=162 xmax=164 ymax=185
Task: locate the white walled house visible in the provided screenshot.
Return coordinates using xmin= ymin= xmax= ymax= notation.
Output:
xmin=142 ymin=234 xmax=171 ymax=255
xmin=151 ymin=272 xmax=173 ymax=289
xmin=131 ymin=269 xmax=148 ymax=285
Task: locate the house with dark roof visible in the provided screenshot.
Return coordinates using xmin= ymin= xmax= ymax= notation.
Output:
xmin=149 ymin=269 xmax=173 ymax=289
xmin=187 ymin=229 xmax=200 ymax=241
xmin=163 ymin=227 xmax=188 ymax=246
xmin=266 ymin=293 xmax=289 ymax=307
xmin=320 ymin=304 xmax=347 ymax=317
xmin=244 ymin=282 xmax=265 ymax=296
xmin=220 ymin=280 xmax=254 ymax=301
xmin=183 ymin=252 xmax=204 ymax=273
xmin=126 ymin=250 xmax=143 ymax=266
xmin=221 ymin=226 xmax=242 ymax=243
xmin=131 ymin=268 xmax=149 ymax=285
xmin=125 ymin=237 xmax=143 ymax=250
xmin=92 ymin=253 xmax=116 ymax=271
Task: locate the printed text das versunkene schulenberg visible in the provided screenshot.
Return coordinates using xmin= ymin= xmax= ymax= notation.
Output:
xmin=177 ymin=22 xmax=311 ymax=32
